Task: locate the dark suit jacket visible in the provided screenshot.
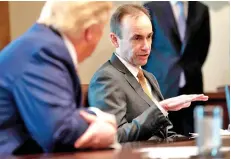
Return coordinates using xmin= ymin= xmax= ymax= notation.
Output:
xmin=143 ymin=1 xmax=210 ymax=98
xmin=0 ymin=23 xmax=93 ymax=155
xmin=88 ymin=54 xmax=172 ymax=143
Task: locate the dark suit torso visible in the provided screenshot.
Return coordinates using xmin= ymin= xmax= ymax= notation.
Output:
xmin=143 ymin=1 xmax=210 ymax=135
xmin=88 ymin=54 xmax=172 ymax=143
xmin=0 ymin=24 xmax=91 ymax=155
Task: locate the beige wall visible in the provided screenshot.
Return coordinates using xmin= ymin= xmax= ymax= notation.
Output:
xmin=9 ymin=1 xmax=230 ymax=92
xmin=9 ymin=1 xmax=44 ymax=39
xmin=202 ymin=1 xmax=230 ymax=92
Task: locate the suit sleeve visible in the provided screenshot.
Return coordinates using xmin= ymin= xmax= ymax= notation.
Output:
xmin=88 ymin=71 xmax=172 ymax=143
xmin=12 ymin=49 xmax=93 ymax=152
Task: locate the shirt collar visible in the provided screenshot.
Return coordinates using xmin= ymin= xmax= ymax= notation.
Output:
xmin=115 ymin=53 xmax=140 ymax=79
xmin=170 ymin=1 xmax=177 ymax=5
xmin=61 ymin=33 xmax=78 ymax=69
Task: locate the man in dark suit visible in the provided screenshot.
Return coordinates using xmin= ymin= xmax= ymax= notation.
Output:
xmin=88 ymin=4 xmax=208 ymax=143
xmin=143 ymin=1 xmax=210 ymax=136
xmin=0 ymin=1 xmax=117 ymax=155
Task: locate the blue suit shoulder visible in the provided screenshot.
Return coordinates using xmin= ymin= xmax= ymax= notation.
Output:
xmin=0 ymin=23 xmax=73 ymax=84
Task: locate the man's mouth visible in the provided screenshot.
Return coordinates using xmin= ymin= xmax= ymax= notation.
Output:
xmin=139 ymin=54 xmax=149 ymax=57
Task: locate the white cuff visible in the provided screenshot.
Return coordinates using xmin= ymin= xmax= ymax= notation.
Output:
xmin=158 ymin=106 xmax=169 ymax=117
xmin=153 ymin=99 xmax=168 ymax=117
xmin=88 ymin=107 xmax=103 ymax=116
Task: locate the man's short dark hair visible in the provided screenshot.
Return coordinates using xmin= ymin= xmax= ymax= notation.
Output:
xmin=110 ymin=4 xmax=151 ymax=38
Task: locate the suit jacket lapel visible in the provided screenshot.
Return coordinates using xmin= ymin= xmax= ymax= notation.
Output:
xmin=124 ymin=74 xmax=154 ymax=107
xmin=110 ymin=53 xmax=154 ymax=106
xmin=143 ymin=70 xmax=164 ymax=100
xmin=150 ymin=2 xmax=182 ymax=53
xmin=184 ymin=1 xmax=195 ymax=45
xmin=47 ymin=24 xmax=82 ymax=106
xmin=182 ymin=1 xmax=200 ymax=52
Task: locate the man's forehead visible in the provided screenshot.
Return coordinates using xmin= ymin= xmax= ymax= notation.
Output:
xmin=121 ymin=14 xmax=151 ymax=29
xmin=120 ymin=16 xmax=152 ymax=35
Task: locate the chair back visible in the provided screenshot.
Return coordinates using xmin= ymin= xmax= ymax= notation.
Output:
xmin=81 ymin=84 xmax=89 ymax=107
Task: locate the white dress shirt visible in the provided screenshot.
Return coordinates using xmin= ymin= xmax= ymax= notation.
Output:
xmin=61 ymin=34 xmax=78 ymax=71
xmin=115 ymin=53 xmax=168 ymax=116
xmin=170 ymin=1 xmax=188 ymax=88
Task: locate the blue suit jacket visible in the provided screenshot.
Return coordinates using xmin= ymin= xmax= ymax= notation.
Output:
xmin=0 ymin=23 xmax=92 ymax=155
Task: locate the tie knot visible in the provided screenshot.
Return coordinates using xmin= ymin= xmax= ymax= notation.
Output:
xmin=137 ymin=69 xmax=145 ymax=81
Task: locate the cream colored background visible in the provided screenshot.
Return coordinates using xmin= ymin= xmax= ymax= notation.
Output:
xmin=9 ymin=1 xmax=230 ymax=92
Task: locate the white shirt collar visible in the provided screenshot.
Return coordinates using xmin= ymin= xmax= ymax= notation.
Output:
xmin=61 ymin=33 xmax=78 ymax=69
xmin=115 ymin=53 xmax=140 ymax=80
xmin=170 ymin=1 xmax=177 ymax=5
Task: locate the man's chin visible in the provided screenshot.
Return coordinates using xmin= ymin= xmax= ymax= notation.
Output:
xmin=133 ymin=60 xmax=147 ymax=67
xmin=140 ymin=61 xmax=148 ymax=66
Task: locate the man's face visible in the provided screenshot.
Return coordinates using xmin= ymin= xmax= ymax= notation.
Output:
xmin=115 ymin=14 xmax=153 ymax=67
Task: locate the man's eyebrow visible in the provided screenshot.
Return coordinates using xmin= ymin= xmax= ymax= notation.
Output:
xmin=132 ymin=34 xmax=142 ymax=37
xmin=148 ymin=32 xmax=153 ymax=36
xmin=131 ymin=32 xmax=153 ymax=38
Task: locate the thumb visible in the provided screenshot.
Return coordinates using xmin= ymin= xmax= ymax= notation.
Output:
xmin=79 ymin=110 xmax=97 ymax=124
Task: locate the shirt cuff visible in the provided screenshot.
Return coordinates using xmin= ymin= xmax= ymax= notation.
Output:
xmin=88 ymin=107 xmax=103 ymax=117
xmin=160 ymin=107 xmax=168 ymax=117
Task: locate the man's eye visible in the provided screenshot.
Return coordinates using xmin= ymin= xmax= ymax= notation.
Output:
xmin=147 ymin=34 xmax=153 ymax=39
xmin=133 ymin=36 xmax=141 ymax=40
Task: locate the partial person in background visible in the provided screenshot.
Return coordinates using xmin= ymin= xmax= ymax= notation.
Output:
xmin=88 ymin=4 xmax=208 ymax=143
xmin=143 ymin=1 xmax=210 ymax=136
xmin=0 ymin=1 xmax=116 ymax=155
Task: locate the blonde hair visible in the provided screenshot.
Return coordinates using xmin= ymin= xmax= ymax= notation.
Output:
xmin=38 ymin=1 xmax=112 ymax=38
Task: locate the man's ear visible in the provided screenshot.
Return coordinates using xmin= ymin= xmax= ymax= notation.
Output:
xmin=85 ymin=27 xmax=92 ymax=42
xmin=109 ymin=33 xmax=119 ymax=48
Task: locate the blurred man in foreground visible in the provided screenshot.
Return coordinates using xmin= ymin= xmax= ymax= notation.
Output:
xmin=0 ymin=1 xmax=116 ymax=155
